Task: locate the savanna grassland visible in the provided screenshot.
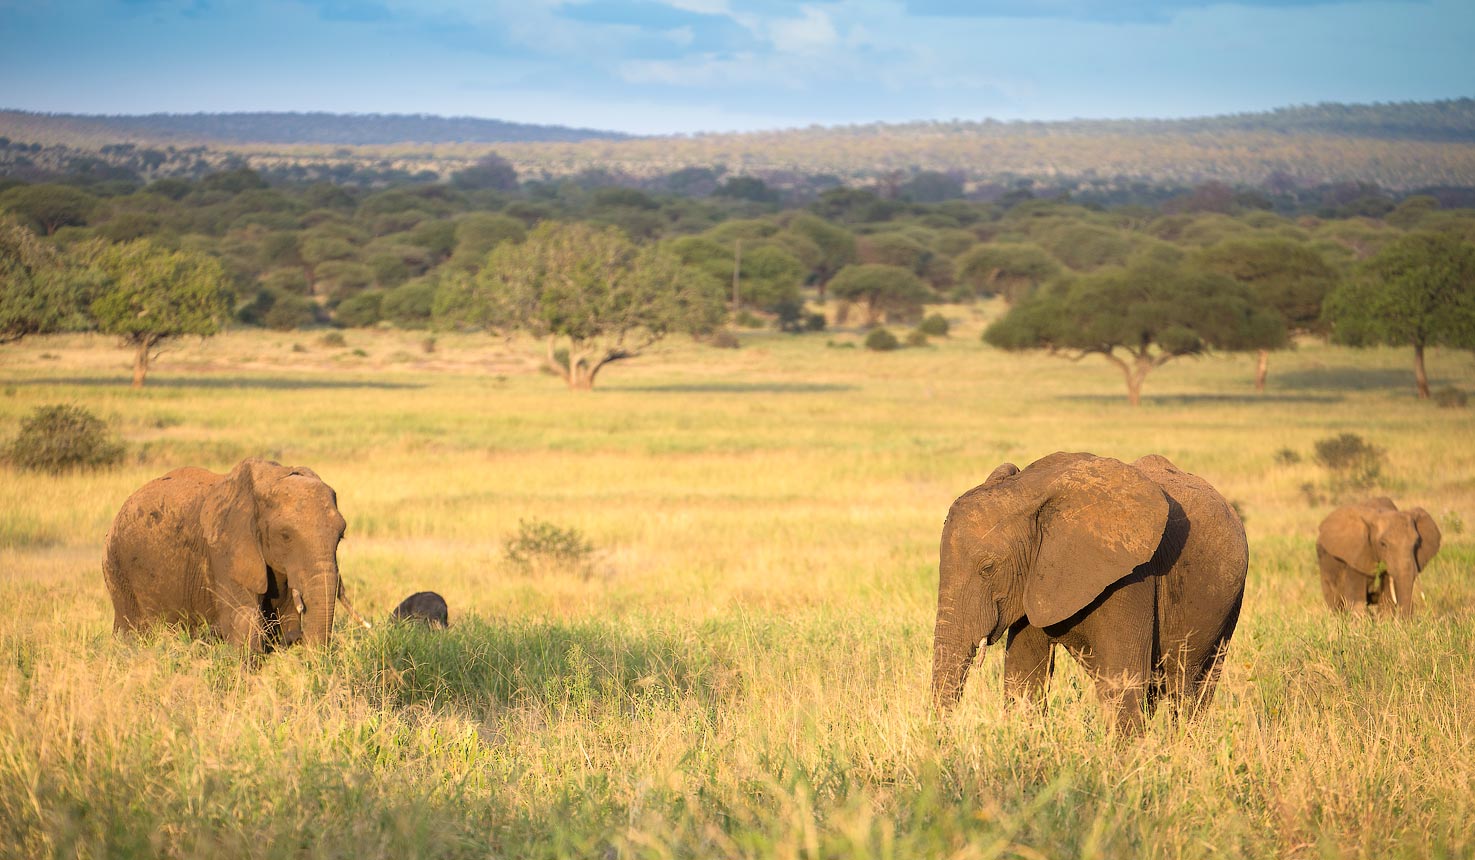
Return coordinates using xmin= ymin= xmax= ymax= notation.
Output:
xmin=1 ymin=315 xmax=1473 ymax=859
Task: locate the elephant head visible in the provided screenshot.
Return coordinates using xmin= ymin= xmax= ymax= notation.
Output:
xmin=200 ymin=458 xmax=347 ymax=645
xmin=1319 ymin=499 xmax=1441 ymax=616
xmin=931 ymin=452 xmax=1169 ymax=709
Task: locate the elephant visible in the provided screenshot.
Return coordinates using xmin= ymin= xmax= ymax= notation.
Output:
xmin=103 ymin=457 xmax=367 ymax=653
xmin=390 ymin=591 xmax=449 ymax=628
xmin=931 ymin=452 xmax=1248 ymax=733
xmin=1316 ymin=498 xmax=1441 ymax=617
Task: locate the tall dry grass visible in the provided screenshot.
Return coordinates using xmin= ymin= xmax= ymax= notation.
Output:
xmin=1 ymin=320 xmax=1472 ymax=858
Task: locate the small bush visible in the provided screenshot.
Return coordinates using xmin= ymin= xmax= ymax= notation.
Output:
xmin=1441 ymin=510 xmax=1465 ymax=536
xmin=291 ymin=343 xmax=308 ymax=353
xmin=421 ymin=336 xmax=437 ymax=354
xmin=1433 ymin=387 xmax=1468 ymax=408
xmin=263 ymin=293 xmax=318 ymax=331
xmin=735 ymin=310 xmax=765 ymax=329
xmin=1299 ymin=482 xmax=1325 ymax=507
xmin=1274 ymin=448 xmax=1301 ymax=465
xmin=905 ymin=329 xmax=930 ymax=347
xmin=918 ymin=313 xmax=950 ymax=337
xmin=505 ymin=519 xmax=594 ymax=578
xmin=709 ymin=330 xmax=741 ymax=349
xmin=318 ymin=331 xmax=347 ymax=348
xmin=350 ymin=348 xmax=369 ymax=358
xmin=804 ymin=313 xmax=827 ymax=332
xmin=1313 ymin=433 xmax=1385 ymax=491
xmin=864 ymin=328 xmax=901 ymax=351
xmin=6 ymin=404 xmax=124 ymax=475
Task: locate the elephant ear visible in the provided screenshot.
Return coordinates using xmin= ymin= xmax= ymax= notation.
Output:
xmin=199 ymin=459 xmax=270 ymax=595
xmin=1409 ymin=507 xmax=1442 ymax=571
xmin=1022 ymin=455 xmax=1170 ymax=628
xmin=1318 ymin=506 xmax=1377 ymax=574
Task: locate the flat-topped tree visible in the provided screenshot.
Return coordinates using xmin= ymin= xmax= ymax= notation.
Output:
xmin=446 ymin=222 xmax=726 ymax=391
xmin=985 ymin=259 xmax=1286 ymax=406
xmin=88 ymin=240 xmax=230 ymax=388
xmin=1323 ymin=231 xmax=1475 ymax=399
xmin=1197 ymin=238 xmax=1340 ymax=392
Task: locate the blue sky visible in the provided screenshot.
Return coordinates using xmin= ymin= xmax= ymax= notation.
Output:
xmin=1 ymin=0 xmax=1471 ymax=134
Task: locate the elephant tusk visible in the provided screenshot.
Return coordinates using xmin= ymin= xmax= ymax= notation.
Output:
xmin=292 ymin=588 xmax=306 ymax=616
xmin=337 ymin=583 xmax=373 ymax=629
xmin=1388 ymin=577 xmax=1399 ymax=606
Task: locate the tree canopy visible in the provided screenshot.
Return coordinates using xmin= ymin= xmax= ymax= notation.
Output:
xmin=441 ymin=222 xmax=726 ymax=390
xmin=985 ymin=259 xmax=1286 ymax=405
xmin=827 ymin=263 xmax=932 ymax=327
xmin=1323 ymin=231 xmax=1475 ymax=398
xmin=0 ymin=216 xmax=96 ymax=342
xmin=88 ymin=239 xmax=231 ymax=387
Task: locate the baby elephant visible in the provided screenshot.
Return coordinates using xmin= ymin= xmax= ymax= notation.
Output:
xmin=390 ymin=591 xmax=449 ymax=628
xmin=1317 ymin=498 xmax=1441 ymax=617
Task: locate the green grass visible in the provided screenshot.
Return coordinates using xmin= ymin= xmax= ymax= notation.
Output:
xmin=1 ymin=319 xmax=1473 ymax=859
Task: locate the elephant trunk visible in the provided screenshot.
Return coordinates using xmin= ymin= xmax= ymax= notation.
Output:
xmin=1386 ymin=562 xmax=1418 ymax=619
xmin=301 ymin=564 xmax=339 ymax=645
xmin=931 ymin=549 xmax=996 ymax=711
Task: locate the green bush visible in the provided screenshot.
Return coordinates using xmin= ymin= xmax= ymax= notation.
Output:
xmin=334 ymin=290 xmax=384 ymax=328
xmin=318 ymin=331 xmax=347 ymax=348
xmin=1434 ymin=387 xmax=1468 ymax=408
xmin=709 ymin=329 xmax=741 ymax=349
xmin=905 ymin=329 xmax=930 ymax=347
xmin=505 ymin=519 xmax=595 ymax=578
xmin=6 ymin=404 xmax=124 ymax=474
xmin=263 ymin=292 xmax=318 ymax=331
xmin=918 ymin=313 xmax=950 ymax=337
xmin=864 ymin=328 xmax=901 ymax=351
xmin=1313 ymin=433 xmax=1385 ymax=490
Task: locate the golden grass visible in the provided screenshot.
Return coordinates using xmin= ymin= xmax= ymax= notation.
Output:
xmin=1 ymin=314 xmax=1473 ymax=858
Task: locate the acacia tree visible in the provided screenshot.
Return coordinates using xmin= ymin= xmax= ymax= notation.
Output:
xmin=1323 ymin=231 xmax=1475 ymax=399
xmin=0 ymin=216 xmax=97 ymax=342
xmin=954 ymin=242 xmax=1061 ymax=303
xmin=827 ymin=264 xmax=932 ymax=327
xmin=447 ymin=222 xmax=725 ymax=391
xmin=1197 ymin=238 xmax=1340 ymax=391
xmin=88 ymin=240 xmax=230 ymax=388
xmin=985 ymin=259 xmax=1286 ymax=406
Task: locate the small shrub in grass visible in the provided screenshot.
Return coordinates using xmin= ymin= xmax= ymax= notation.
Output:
xmin=864 ymin=328 xmax=900 ymax=351
xmin=505 ymin=518 xmax=594 ymax=578
xmin=351 ymin=348 xmax=369 ymax=357
xmin=905 ymin=329 xmax=930 ymax=347
xmin=1433 ymin=386 xmax=1468 ymax=408
xmin=6 ymin=404 xmax=124 ymax=474
xmin=735 ymin=310 xmax=764 ymax=329
xmin=1274 ymin=447 xmax=1301 ymax=465
xmin=709 ymin=329 xmax=741 ymax=349
xmin=1313 ymin=432 xmax=1385 ymax=490
xmin=804 ymin=312 xmax=827 ymax=332
xmin=421 ymin=336 xmax=437 ymax=354
xmin=318 ymin=331 xmax=347 ymax=348
xmin=918 ymin=313 xmax=950 ymax=337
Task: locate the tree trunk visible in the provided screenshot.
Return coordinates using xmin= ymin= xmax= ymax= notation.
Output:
xmin=131 ymin=338 xmax=152 ymax=388
xmin=1254 ymin=349 xmax=1270 ymax=393
xmin=1413 ymin=341 xmax=1430 ymax=399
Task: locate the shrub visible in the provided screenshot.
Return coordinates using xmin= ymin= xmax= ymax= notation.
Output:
xmin=734 ymin=310 xmax=765 ymax=329
xmin=6 ymin=404 xmax=124 ymax=474
xmin=905 ymin=329 xmax=930 ymax=347
xmin=918 ymin=313 xmax=950 ymax=337
xmin=318 ymin=331 xmax=347 ymax=348
xmin=1313 ymin=433 xmax=1385 ymax=490
xmin=1274 ymin=447 xmax=1301 ymax=465
xmin=804 ymin=312 xmax=827 ymax=332
xmin=505 ymin=519 xmax=594 ymax=578
xmin=864 ymin=328 xmax=900 ymax=351
xmin=1433 ymin=387 xmax=1468 ymax=408
xmin=709 ymin=329 xmax=741 ymax=349
xmin=421 ymin=336 xmax=437 ymax=354
xmin=334 ymin=290 xmax=384 ymax=328
xmin=263 ymin=293 xmax=318 ymax=331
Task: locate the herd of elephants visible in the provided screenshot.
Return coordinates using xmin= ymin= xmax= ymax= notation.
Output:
xmin=101 ymin=453 xmax=1442 ymax=734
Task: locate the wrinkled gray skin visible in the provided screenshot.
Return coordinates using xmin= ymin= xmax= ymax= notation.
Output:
xmin=391 ymin=591 xmax=449 ymax=628
xmin=932 ymin=452 xmax=1248 ymax=734
xmin=103 ymin=457 xmax=347 ymax=653
xmin=1316 ymin=498 xmax=1441 ymax=618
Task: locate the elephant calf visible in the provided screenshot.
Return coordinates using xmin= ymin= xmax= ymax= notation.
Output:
xmin=932 ymin=452 xmax=1248 ymax=733
xmin=1317 ymin=498 xmax=1441 ymax=617
xmin=390 ymin=591 xmax=450 ymax=628
xmin=103 ymin=457 xmax=353 ymax=653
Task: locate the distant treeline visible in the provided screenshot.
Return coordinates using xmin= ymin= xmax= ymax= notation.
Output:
xmin=0 ymin=110 xmax=629 ymax=146
xmin=2 ymin=100 xmax=1475 ymax=193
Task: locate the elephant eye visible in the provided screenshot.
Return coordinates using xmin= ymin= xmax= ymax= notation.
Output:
xmin=280 ymin=531 xmax=292 ymax=542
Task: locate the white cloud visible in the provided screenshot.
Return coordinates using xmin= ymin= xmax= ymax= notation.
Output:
xmin=767 ymin=5 xmax=838 ymax=54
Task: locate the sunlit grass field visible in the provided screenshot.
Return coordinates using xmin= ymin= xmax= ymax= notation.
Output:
xmin=2 ymin=311 xmax=1473 ymax=859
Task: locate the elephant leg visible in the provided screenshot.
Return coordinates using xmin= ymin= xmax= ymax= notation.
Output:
xmin=1003 ymin=622 xmax=1054 ymax=708
xmin=1317 ymin=547 xmax=1364 ymax=611
xmin=213 ymin=578 xmax=266 ymax=654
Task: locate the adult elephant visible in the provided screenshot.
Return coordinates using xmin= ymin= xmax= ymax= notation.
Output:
xmin=1316 ymin=498 xmax=1440 ymax=617
xmin=103 ymin=457 xmax=365 ymax=653
xmin=931 ymin=452 xmax=1248 ymax=733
